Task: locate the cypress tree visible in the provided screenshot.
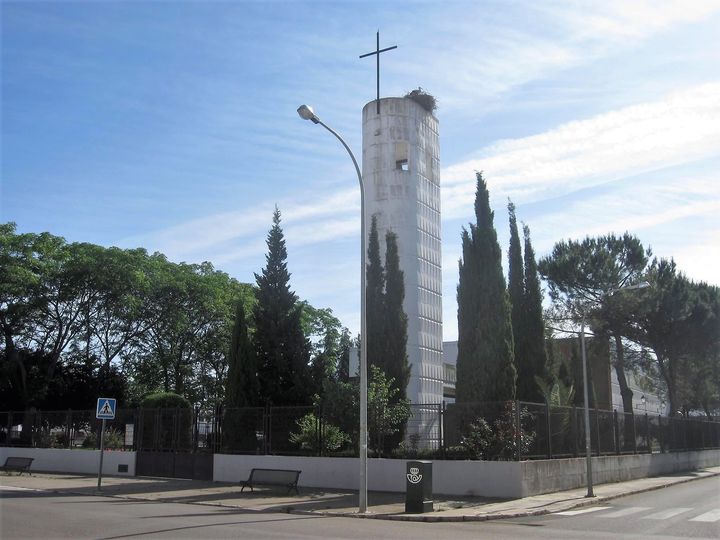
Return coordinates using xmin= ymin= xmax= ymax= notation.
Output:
xmin=225 ymin=301 xmax=258 ymax=407
xmin=382 ymin=230 xmax=410 ymax=451
xmin=253 ymin=207 xmax=312 ymax=405
xmin=456 ymin=172 xmax=516 ymax=403
xmin=383 ymin=230 xmax=410 ymax=399
xmin=507 ymin=201 xmax=528 ymax=399
xmin=336 ymin=329 xmax=352 ymax=383
xmin=366 ymin=215 xmax=385 ymax=373
xmin=521 ymin=224 xmax=549 ymax=403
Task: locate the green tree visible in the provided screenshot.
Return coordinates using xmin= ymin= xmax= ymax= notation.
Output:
xmin=225 ymin=301 xmax=258 ymax=408
xmin=538 ymin=233 xmax=650 ymax=418
xmin=627 ymin=259 xmax=719 ymax=416
xmin=300 ymin=302 xmax=346 ymax=395
xmin=367 ymin=365 xmax=411 ymax=456
xmin=253 ymin=208 xmax=312 ymax=406
xmin=507 ymin=201 xmax=533 ymax=400
xmin=520 ymin=224 xmax=548 ymax=403
xmin=383 ymin=231 xmax=410 ymax=398
xmin=381 ymin=230 xmax=410 ymax=449
xmin=456 ymin=173 xmax=516 ymax=403
xmin=366 ymin=215 xmax=385 ymax=374
xmin=336 ymin=329 xmax=352 ymax=382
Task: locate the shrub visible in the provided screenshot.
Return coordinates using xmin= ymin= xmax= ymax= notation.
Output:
xmin=290 ymin=413 xmax=349 ymax=454
xmin=140 ymin=392 xmax=192 ymax=450
xmin=141 ymin=392 xmax=191 ymax=409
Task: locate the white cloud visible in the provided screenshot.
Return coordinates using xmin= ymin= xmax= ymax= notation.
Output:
xmin=551 ymin=0 xmax=720 ymax=41
xmin=119 ymin=187 xmax=360 ymax=263
xmin=401 ymin=1 xmax=720 ymax=112
xmin=441 ymin=83 xmax=720 ymax=219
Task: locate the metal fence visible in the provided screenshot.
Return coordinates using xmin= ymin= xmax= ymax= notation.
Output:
xmin=2 ymin=401 xmax=718 ymax=460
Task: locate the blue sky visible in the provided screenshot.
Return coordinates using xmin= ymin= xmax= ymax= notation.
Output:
xmin=3 ymin=1 xmax=719 ymax=340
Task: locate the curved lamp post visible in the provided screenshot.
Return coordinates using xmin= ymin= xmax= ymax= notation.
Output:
xmin=296 ymin=105 xmax=368 ymax=514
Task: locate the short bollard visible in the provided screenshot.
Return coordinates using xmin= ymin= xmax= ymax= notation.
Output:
xmin=405 ymin=460 xmax=433 ymax=513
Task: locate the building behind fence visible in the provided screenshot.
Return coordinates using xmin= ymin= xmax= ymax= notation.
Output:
xmin=2 ymin=401 xmax=718 ymax=461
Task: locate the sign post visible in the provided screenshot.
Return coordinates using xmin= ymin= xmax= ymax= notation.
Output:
xmin=95 ymin=398 xmax=116 ymax=491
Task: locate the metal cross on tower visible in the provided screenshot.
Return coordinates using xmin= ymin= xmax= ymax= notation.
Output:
xmin=359 ymin=31 xmax=397 ymax=114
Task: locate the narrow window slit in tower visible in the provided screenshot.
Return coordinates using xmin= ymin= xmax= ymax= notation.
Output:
xmin=396 ymin=159 xmax=409 ymax=171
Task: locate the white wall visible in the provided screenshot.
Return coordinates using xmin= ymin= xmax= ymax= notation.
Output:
xmin=0 ymin=447 xmax=136 ymax=476
xmin=215 ymin=451 xmax=719 ymax=498
xmin=214 ymin=454 xmax=525 ymax=497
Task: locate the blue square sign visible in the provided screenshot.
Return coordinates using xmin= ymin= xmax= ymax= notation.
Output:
xmin=96 ymin=398 xmax=117 ymax=420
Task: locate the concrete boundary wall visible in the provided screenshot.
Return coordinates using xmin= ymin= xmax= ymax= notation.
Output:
xmin=215 ymin=450 xmax=719 ymax=498
xmin=0 ymin=447 xmax=136 ymax=476
xmin=2 ymin=448 xmax=715 ymax=497
xmin=521 ymin=449 xmax=720 ymax=497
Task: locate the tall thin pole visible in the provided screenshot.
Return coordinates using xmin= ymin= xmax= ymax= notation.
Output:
xmin=375 ymin=32 xmax=380 ymax=114
xmin=312 ymin=118 xmax=367 ymax=513
xmin=97 ymin=418 xmax=106 ymax=491
xmin=580 ymin=314 xmax=595 ymax=497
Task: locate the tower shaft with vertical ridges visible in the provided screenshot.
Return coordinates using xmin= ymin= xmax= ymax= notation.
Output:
xmin=361 ymin=97 xmax=443 ymax=406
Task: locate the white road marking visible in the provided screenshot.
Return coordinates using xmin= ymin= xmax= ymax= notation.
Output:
xmin=0 ymin=485 xmax=36 ymax=492
xmin=689 ymin=509 xmax=720 ymax=523
xmin=599 ymin=507 xmax=652 ymax=518
xmin=555 ymin=506 xmax=612 ymax=516
xmin=642 ymin=508 xmax=693 ymax=520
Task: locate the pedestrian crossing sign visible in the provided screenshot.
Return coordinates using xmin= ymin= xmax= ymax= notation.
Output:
xmin=96 ymin=398 xmax=117 ymax=419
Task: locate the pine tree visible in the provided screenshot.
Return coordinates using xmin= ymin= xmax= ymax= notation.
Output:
xmin=456 ymin=173 xmax=516 ymax=403
xmin=253 ymin=207 xmax=312 ymax=405
xmin=225 ymin=301 xmax=258 ymax=407
xmin=521 ymin=224 xmax=549 ymax=402
xmin=366 ymin=215 xmax=386 ymax=373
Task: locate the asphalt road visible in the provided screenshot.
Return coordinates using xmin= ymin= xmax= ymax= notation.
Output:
xmin=1 ymin=476 xmax=718 ymax=539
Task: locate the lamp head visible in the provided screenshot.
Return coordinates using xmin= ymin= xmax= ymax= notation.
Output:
xmin=297 ymin=105 xmax=320 ymax=124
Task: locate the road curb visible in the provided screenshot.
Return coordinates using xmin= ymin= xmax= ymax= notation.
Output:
xmin=7 ymin=469 xmax=718 ymax=524
xmin=285 ymin=469 xmax=720 ymax=522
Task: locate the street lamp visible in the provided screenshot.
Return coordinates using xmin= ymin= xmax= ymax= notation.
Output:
xmin=297 ymin=105 xmax=368 ymax=514
xmin=578 ymin=281 xmax=649 ymax=498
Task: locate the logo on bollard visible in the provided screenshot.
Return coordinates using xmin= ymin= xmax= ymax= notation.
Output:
xmin=407 ymin=467 xmax=422 ymax=484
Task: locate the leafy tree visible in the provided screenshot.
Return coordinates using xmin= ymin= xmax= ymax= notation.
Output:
xmin=538 ymin=233 xmax=650 ymax=417
xmin=301 ymin=302 xmax=346 ymax=395
xmin=129 ymin=259 xmax=241 ymax=407
xmin=456 ymin=173 xmax=516 ymax=403
xmin=0 ymin=225 xmax=87 ymax=408
xmin=627 ymin=259 xmax=719 ymax=416
xmin=367 ymin=365 xmax=411 ymax=456
xmin=253 ymin=208 xmax=312 ymax=406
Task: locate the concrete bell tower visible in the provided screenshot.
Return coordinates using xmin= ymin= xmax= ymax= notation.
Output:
xmin=361 ymin=96 xmax=443 ymax=407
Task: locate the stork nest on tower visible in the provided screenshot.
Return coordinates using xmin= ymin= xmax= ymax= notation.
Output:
xmin=405 ymin=88 xmax=437 ymax=112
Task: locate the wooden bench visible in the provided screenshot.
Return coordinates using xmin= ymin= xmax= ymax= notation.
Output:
xmin=1 ymin=457 xmax=34 ymax=476
xmin=240 ymin=468 xmax=301 ymax=495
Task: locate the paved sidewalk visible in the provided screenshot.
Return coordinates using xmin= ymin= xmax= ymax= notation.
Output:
xmin=1 ymin=467 xmax=718 ymax=522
